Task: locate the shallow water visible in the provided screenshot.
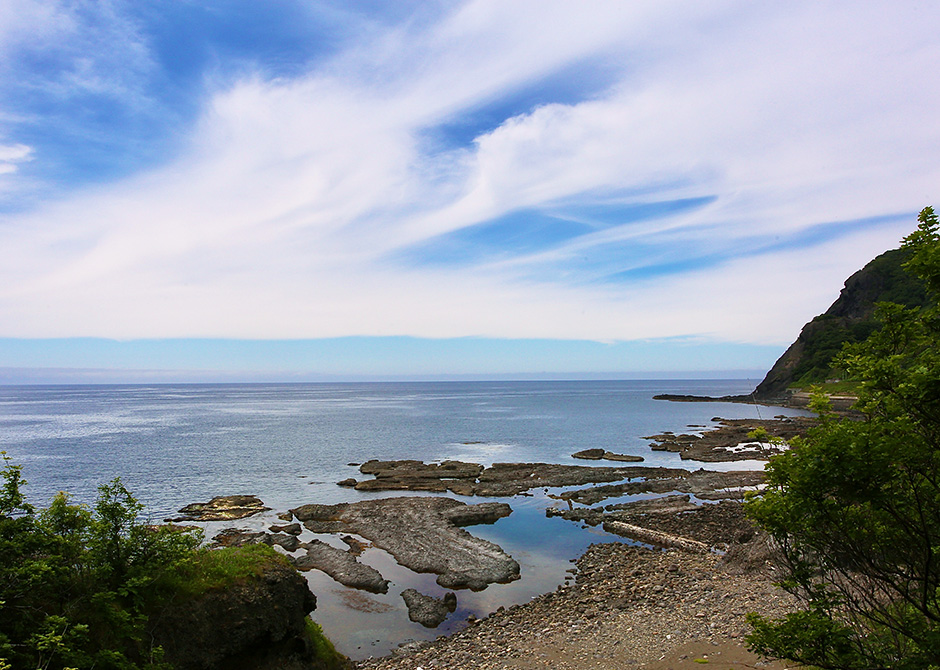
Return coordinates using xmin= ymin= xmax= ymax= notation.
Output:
xmin=0 ymin=380 xmax=807 ymax=659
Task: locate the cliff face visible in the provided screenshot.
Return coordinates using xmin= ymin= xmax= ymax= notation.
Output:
xmin=152 ymin=560 xmax=321 ymax=670
xmin=754 ymin=247 xmax=929 ymax=400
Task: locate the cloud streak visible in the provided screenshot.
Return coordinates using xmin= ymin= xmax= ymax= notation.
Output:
xmin=0 ymin=0 xmax=937 ymax=355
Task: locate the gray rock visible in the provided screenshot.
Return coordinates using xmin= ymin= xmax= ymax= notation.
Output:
xmin=292 ymin=539 xmax=390 ymax=593
xmin=572 ymin=448 xmax=606 ymax=460
xmin=401 ymin=588 xmax=456 ymax=628
xmin=291 ymin=496 xmax=519 ymax=590
xmin=268 ymin=522 xmax=302 ymax=535
xmin=167 ymin=495 xmax=270 ymax=522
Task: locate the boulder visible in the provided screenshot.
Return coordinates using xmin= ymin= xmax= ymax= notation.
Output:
xmin=400 ymin=589 xmax=456 ymax=628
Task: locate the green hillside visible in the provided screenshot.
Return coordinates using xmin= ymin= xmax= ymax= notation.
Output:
xmin=754 ymin=246 xmax=931 ymax=399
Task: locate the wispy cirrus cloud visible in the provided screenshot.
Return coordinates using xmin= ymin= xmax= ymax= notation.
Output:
xmin=0 ymin=0 xmax=937 ymax=360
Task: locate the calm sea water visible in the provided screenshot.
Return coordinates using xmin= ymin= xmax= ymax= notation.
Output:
xmin=0 ymin=380 xmax=806 ymax=658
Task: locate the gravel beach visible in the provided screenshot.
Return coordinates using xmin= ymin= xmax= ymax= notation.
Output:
xmin=356 ymin=525 xmax=798 ymax=670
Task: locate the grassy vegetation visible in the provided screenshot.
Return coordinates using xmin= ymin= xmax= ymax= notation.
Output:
xmin=171 ymin=542 xmax=291 ymax=597
xmin=790 ymin=380 xmax=863 ymax=396
xmin=303 ymin=619 xmax=349 ymax=670
xmin=0 ymin=454 xmax=337 ymax=670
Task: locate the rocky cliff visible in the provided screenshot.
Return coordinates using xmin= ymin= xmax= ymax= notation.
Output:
xmin=754 ymin=247 xmax=929 ymax=400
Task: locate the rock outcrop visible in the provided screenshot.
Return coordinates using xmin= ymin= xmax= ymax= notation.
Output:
xmin=152 ymin=559 xmax=321 ymax=670
xmin=572 ymin=449 xmax=644 ymax=462
xmin=351 ymin=460 xmax=660 ymax=496
xmin=291 ymin=497 xmax=519 ymax=590
xmin=293 ymin=539 xmax=390 ymax=594
xmin=401 ymin=589 xmax=457 ymax=628
xmin=644 ymin=416 xmax=815 ymax=461
xmin=167 ymin=495 xmax=270 ymax=522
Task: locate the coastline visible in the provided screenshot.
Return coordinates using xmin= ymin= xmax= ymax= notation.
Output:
xmin=194 ymin=407 xmax=811 ymax=667
xmin=339 ymin=401 xmax=809 ymax=668
xmin=355 ymin=536 xmax=795 ymax=670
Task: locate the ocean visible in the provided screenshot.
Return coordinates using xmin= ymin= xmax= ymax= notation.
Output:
xmin=0 ymin=379 xmax=806 ymax=658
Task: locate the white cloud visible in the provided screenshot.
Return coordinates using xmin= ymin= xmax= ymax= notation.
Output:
xmin=0 ymin=0 xmax=937 ymax=347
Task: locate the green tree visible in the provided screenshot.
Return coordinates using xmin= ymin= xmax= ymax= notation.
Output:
xmin=745 ymin=206 xmax=940 ymax=669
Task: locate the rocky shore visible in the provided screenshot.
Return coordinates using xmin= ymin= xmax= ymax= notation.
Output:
xmin=356 ymin=539 xmax=796 ymax=670
xmin=168 ymin=411 xmax=814 ymax=668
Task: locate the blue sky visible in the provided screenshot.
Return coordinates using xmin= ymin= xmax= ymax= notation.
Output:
xmin=0 ymin=1 xmax=938 ymax=382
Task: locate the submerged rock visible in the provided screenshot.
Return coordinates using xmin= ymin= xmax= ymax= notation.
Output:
xmin=291 ymin=497 xmax=519 ymax=590
xmin=167 ymin=495 xmax=270 ymax=522
xmin=401 ymin=588 xmax=457 ymax=628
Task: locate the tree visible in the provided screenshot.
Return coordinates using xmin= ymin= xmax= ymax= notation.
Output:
xmin=745 ymin=206 xmax=940 ymax=669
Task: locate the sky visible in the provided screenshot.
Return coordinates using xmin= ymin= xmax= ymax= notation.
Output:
xmin=0 ymin=1 xmax=938 ymax=383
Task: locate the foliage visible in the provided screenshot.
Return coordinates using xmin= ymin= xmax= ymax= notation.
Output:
xmin=302 ymin=619 xmax=349 ymax=670
xmin=745 ymin=207 xmax=940 ymax=669
xmin=0 ymin=459 xmax=309 ymax=670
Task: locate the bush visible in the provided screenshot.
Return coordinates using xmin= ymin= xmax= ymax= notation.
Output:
xmin=745 ymin=207 xmax=940 ymax=669
xmin=0 ymin=454 xmax=310 ymax=670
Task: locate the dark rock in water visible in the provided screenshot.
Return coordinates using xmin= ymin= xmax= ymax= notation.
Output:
xmin=268 ymin=522 xmax=302 ymax=535
xmin=547 ymin=494 xmax=700 ymax=526
xmin=341 ymin=535 xmax=368 ymax=555
xmin=401 ymin=588 xmax=456 ymax=628
xmin=572 ymin=448 xmax=606 ymax=460
xmin=361 ymin=459 xmax=484 ymax=480
xmin=443 ymin=591 xmax=457 ymax=612
xmin=152 ymin=558 xmax=320 ymax=670
xmin=337 ymin=478 xmax=358 ymax=487
xmin=559 ymin=469 xmax=764 ymax=506
xmin=167 ymin=495 xmax=270 ymax=522
xmin=276 ymin=511 xmax=293 ymax=522
xmin=267 ymin=533 xmax=301 ymax=552
xmin=293 ymin=539 xmax=390 ymax=594
xmin=572 ymin=448 xmax=645 ymax=463
xmin=601 ymin=452 xmax=645 ymax=463
xmin=353 ymin=459 xmax=661 ymax=497
xmin=291 ymin=497 xmax=519 ymax=590
xmin=644 ymin=416 xmax=815 ymax=462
